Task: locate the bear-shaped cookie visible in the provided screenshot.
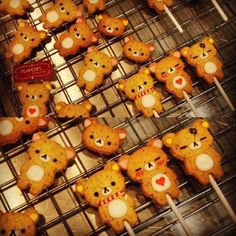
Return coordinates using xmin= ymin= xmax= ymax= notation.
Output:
xmin=97 ymin=14 xmax=128 ymax=37
xmin=0 ymin=208 xmax=39 ymax=236
xmin=56 ymin=101 xmax=93 ymax=118
xmin=39 ymin=0 xmax=80 ymax=29
xmin=5 ymin=21 xmax=46 ymax=64
xmin=0 ymin=117 xmax=48 ymax=147
xmin=118 ymin=67 xmax=163 ymax=117
xmin=180 ymin=37 xmax=224 ymax=84
xmin=148 ymin=0 xmax=173 ymax=13
xmin=162 ymin=119 xmax=224 ymax=185
xmin=149 ymin=51 xmax=193 ymax=99
xmin=82 ymin=118 xmax=127 ymax=155
xmin=123 ymin=36 xmax=155 ymax=63
xmin=18 ymin=82 xmax=51 ymax=118
xmin=17 ymin=132 xmax=76 ymax=195
xmin=119 ymin=139 xmax=180 ymax=206
xmin=75 ymin=161 xmax=138 ymax=233
xmin=54 ymin=17 xmax=99 ymax=57
xmin=83 ymin=0 xmax=106 ymax=14
xmin=77 ymin=46 xmax=118 ymax=92
xmin=0 ymin=0 xmax=30 ymax=16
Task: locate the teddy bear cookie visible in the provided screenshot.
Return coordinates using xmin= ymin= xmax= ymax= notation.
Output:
xmin=5 ymin=21 xmax=46 ymax=64
xmin=180 ymin=37 xmax=224 ymax=84
xmin=0 ymin=208 xmax=39 ymax=236
xmin=77 ymin=46 xmax=118 ymax=92
xmin=82 ymin=118 xmax=127 ymax=156
xmin=118 ymin=68 xmax=163 ymax=117
xmin=56 ymin=101 xmax=93 ymax=118
xmin=17 ymin=82 xmax=51 ymax=118
xmin=54 ymin=17 xmax=99 ymax=57
xmin=0 ymin=117 xmax=48 ymax=147
xmin=123 ymin=36 xmax=155 ymax=63
xmin=119 ymin=139 xmax=180 ymax=206
xmin=148 ymin=0 xmax=173 ymax=13
xmin=97 ymin=14 xmax=128 ymax=37
xmin=0 ymin=0 xmax=30 ymax=16
xmin=83 ymin=0 xmax=106 ymax=14
xmin=75 ymin=161 xmax=138 ymax=233
xmin=162 ymin=119 xmax=224 ymax=185
xmin=39 ymin=0 xmax=81 ymax=29
xmin=149 ymin=51 xmax=193 ymax=99
xmin=17 ymin=132 xmax=76 ymax=195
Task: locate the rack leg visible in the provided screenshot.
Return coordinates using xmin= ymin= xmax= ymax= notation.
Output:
xmin=183 ymin=91 xmax=201 ymax=117
xmin=211 ymin=0 xmax=228 ymax=22
xmin=124 ymin=221 xmax=136 ymax=236
xmin=166 ymin=194 xmax=191 ymax=236
xmin=209 ymin=174 xmax=236 ymax=222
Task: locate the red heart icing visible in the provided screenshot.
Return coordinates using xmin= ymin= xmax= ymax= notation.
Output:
xmin=176 ymin=78 xmax=182 ymax=85
xmin=156 ymin=176 xmax=165 ymax=186
xmin=29 ymin=108 xmax=36 ymax=114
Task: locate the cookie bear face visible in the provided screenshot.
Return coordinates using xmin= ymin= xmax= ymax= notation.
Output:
xmin=97 ymin=14 xmax=128 ymax=37
xmin=162 ymin=119 xmax=213 ymax=160
xmin=82 ymin=118 xmax=127 ymax=155
xmin=119 ymin=68 xmax=154 ymax=100
xmin=123 ymin=37 xmax=155 ymax=63
xmin=28 ymin=132 xmax=75 ymax=171
xmin=18 ymin=82 xmax=51 ymax=105
xmin=84 ymin=46 xmax=118 ymax=75
xmin=76 ymin=162 xmax=125 ymax=207
xmin=181 ymin=37 xmax=217 ymax=66
xmin=119 ymin=139 xmax=167 ymax=182
xmin=0 ymin=208 xmax=39 ymax=236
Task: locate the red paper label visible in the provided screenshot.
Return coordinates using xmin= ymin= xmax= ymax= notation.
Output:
xmin=13 ymin=61 xmax=52 ymax=82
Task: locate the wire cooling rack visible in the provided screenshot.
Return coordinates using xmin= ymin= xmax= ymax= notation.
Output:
xmin=0 ymin=0 xmax=236 ymax=235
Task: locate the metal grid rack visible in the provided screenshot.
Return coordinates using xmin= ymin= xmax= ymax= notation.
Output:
xmin=0 ymin=0 xmax=236 ymax=235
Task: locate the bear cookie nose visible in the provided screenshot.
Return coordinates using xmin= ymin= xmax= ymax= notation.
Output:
xmin=200 ymin=43 xmax=206 ymax=48
xmin=95 ymin=138 xmax=105 ymax=147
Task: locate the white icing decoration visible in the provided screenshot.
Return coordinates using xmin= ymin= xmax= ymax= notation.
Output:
xmin=132 ymin=51 xmax=139 ymax=57
xmin=89 ymin=0 xmax=99 ymax=4
xmin=83 ymin=70 xmax=96 ymax=82
xmin=141 ymin=94 xmax=155 ymax=108
xmin=40 ymin=154 xmax=51 ymax=162
xmin=102 ymin=186 xmax=112 ymax=196
xmin=12 ymin=43 xmax=24 ymax=55
xmin=200 ymin=52 xmax=208 ymax=59
xmin=15 ymin=117 xmax=24 ymax=122
xmin=62 ymin=37 xmax=74 ymax=49
xmin=195 ymin=154 xmax=214 ymax=171
xmin=108 ymin=199 xmax=128 ymax=218
xmin=95 ymin=138 xmax=104 ymax=147
xmin=9 ymin=0 xmax=20 ymax=9
xmin=30 ymin=95 xmax=38 ymax=101
xmin=0 ymin=120 xmax=13 ymax=136
xmin=204 ymin=62 xmax=217 ymax=74
xmin=151 ymin=173 xmax=171 ymax=192
xmin=46 ymin=10 xmax=59 ymax=23
xmin=189 ymin=141 xmax=201 ymax=150
xmin=168 ymin=67 xmax=176 ymax=74
xmin=26 ymin=165 xmax=44 ymax=182
xmin=173 ymin=76 xmax=186 ymax=89
xmin=106 ymin=27 xmax=113 ymax=33
xmin=26 ymin=105 xmax=40 ymax=118
xmin=144 ymin=162 xmax=156 ymax=171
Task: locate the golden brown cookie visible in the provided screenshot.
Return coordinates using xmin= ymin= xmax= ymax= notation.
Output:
xmin=123 ymin=36 xmax=155 ymax=63
xmin=39 ymin=0 xmax=81 ymax=29
xmin=75 ymin=162 xmax=138 ymax=233
xmin=0 ymin=117 xmax=48 ymax=147
xmin=83 ymin=0 xmax=106 ymax=14
xmin=118 ymin=67 xmax=163 ymax=117
xmin=82 ymin=118 xmax=127 ymax=155
xmin=180 ymin=37 xmax=224 ymax=84
xmin=5 ymin=21 xmax=46 ymax=64
xmin=119 ymin=139 xmax=180 ymax=206
xmin=149 ymin=51 xmax=193 ymax=99
xmin=55 ymin=101 xmax=93 ymax=118
xmin=17 ymin=132 xmax=76 ymax=195
xmin=17 ymin=82 xmax=51 ymax=118
xmin=162 ymin=119 xmax=224 ymax=185
xmin=0 ymin=0 xmax=30 ymax=16
xmin=54 ymin=17 xmax=99 ymax=57
xmin=0 ymin=208 xmax=39 ymax=236
xmin=77 ymin=46 xmax=118 ymax=92
xmin=148 ymin=0 xmax=173 ymax=13
xmin=97 ymin=14 xmax=128 ymax=37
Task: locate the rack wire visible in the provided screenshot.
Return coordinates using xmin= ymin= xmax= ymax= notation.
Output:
xmin=0 ymin=0 xmax=236 ymax=235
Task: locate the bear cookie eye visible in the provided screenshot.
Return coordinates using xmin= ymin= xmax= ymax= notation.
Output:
xmin=90 ymin=135 xmax=94 ymax=139
xmin=107 ymin=141 xmax=111 ymax=145
xmin=35 ymin=150 xmax=40 ymax=154
xmin=21 ymin=229 xmax=26 ymax=233
xmin=111 ymin=181 xmax=116 ymax=186
xmin=94 ymin=192 xmax=99 ymax=197
xmin=0 ymin=229 xmax=6 ymax=234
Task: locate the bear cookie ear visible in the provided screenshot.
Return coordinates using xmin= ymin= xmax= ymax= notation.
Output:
xmin=180 ymin=47 xmax=189 ymax=57
xmin=118 ymin=154 xmax=130 ymax=170
xmin=84 ymin=118 xmax=97 ymax=128
xmin=115 ymin=128 xmax=127 ymax=141
xmin=124 ymin=36 xmax=133 ymax=44
xmin=193 ymin=119 xmax=209 ymax=129
xmin=32 ymin=132 xmax=48 ymax=142
xmin=147 ymin=139 xmax=163 ymax=148
xmin=104 ymin=161 xmax=120 ymax=172
xmin=171 ymin=51 xmax=181 ymax=58
xmin=149 ymin=63 xmax=157 ymax=74
xmin=148 ymin=43 xmax=155 ymax=52
xmin=75 ymin=179 xmax=87 ymax=195
xmin=122 ymin=18 xmax=129 ymax=26
xmin=56 ymin=102 xmax=66 ymax=112
xmin=65 ymin=147 xmax=76 ymax=160
xmin=24 ymin=208 xmax=40 ymax=224
xmin=162 ymin=133 xmax=176 ymax=147
xmin=118 ymin=80 xmax=126 ymax=91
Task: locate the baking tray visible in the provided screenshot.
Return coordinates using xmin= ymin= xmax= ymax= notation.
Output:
xmin=0 ymin=0 xmax=236 ymax=235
